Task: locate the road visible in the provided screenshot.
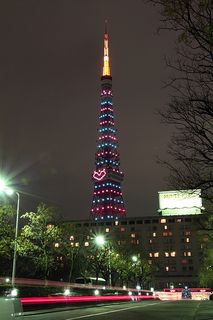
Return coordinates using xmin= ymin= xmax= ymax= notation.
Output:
xmin=23 ymin=300 xmax=213 ymax=320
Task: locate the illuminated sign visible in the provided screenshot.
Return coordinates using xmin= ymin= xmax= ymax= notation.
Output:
xmin=93 ymin=168 xmax=107 ymax=181
xmin=158 ymin=189 xmax=203 ymax=216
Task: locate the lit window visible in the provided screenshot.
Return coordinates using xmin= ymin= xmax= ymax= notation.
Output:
xmin=57 ymin=256 xmax=63 ymax=261
xmin=181 ymin=259 xmax=187 ymax=264
xmin=70 ymin=236 xmax=74 ymax=240
xmin=171 ymin=251 xmax=176 ymax=257
xmin=47 ymin=224 xmax=53 ymax=228
xmin=75 ymin=242 xmax=79 ymax=247
xmin=164 ymin=225 xmax=168 ymax=230
xmin=149 ymin=253 xmax=153 ymax=257
xmin=154 ymin=252 xmax=159 ymax=257
xmin=54 ymin=243 xmax=59 ymax=248
xmin=70 ymin=242 xmax=74 ymax=247
xmin=136 ymin=240 xmax=140 ymax=245
xmin=120 ymin=227 xmax=126 ymax=232
xmin=163 ymin=232 xmax=168 ymax=236
xmin=115 ymin=221 xmax=119 ymax=226
xmin=106 ymin=228 xmax=110 ymax=233
xmin=160 ymin=219 xmax=166 ymax=224
xmin=186 ymin=238 xmax=190 ymax=243
xmin=166 ymin=266 xmax=169 ymax=271
xmin=149 ymin=239 xmax=153 ymax=244
xmin=177 ymin=218 xmax=182 ymax=223
xmin=84 ymin=242 xmax=89 ymax=247
xmin=187 ymin=251 xmax=192 ymax=257
xmin=183 ymin=251 xmax=187 ymax=257
xmin=165 ymin=252 xmax=169 ymax=257
xmin=153 ymin=232 xmax=156 ymax=237
xmin=203 ymin=235 xmax=209 ymax=242
xmin=185 ymin=231 xmax=191 ymax=236
xmin=131 ymin=233 xmax=136 ymax=238
xmin=168 ymin=232 xmax=173 ymax=236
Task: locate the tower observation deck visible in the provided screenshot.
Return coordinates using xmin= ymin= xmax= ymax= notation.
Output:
xmin=90 ymin=24 xmax=126 ymax=221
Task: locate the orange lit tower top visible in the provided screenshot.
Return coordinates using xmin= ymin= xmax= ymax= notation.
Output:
xmin=103 ymin=21 xmax=111 ymax=77
xmin=91 ymin=23 xmax=126 ymax=221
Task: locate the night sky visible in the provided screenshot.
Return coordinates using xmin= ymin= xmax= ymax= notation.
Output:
xmin=0 ymin=1 xmax=177 ymax=220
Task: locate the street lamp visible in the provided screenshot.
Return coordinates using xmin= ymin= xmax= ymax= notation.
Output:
xmin=11 ymin=191 xmax=20 ymax=288
xmin=0 ymin=178 xmax=20 ymax=287
xmin=94 ymin=235 xmax=112 ymax=286
xmin=131 ymin=255 xmax=139 ymax=288
xmin=95 ymin=235 xmax=106 ymax=246
xmin=132 ymin=255 xmax=138 ymax=263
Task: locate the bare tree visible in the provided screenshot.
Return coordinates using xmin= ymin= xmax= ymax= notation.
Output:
xmin=147 ymin=0 xmax=213 ymax=208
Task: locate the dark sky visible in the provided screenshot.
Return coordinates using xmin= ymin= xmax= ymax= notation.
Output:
xmin=0 ymin=0 xmax=176 ymax=220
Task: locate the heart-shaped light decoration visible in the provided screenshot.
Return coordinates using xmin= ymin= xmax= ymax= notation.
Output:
xmin=93 ymin=168 xmax=107 ymax=181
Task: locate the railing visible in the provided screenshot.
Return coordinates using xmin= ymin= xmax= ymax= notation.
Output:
xmin=0 ymin=277 xmax=155 ymax=312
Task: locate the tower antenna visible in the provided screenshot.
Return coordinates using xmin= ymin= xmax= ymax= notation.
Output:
xmin=103 ymin=20 xmax=110 ymax=76
xmin=105 ymin=19 xmax=108 ymax=34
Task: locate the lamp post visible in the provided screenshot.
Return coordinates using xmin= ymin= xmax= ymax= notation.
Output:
xmin=0 ymin=179 xmax=20 ymax=287
xmin=94 ymin=235 xmax=112 ymax=286
xmin=11 ymin=191 xmax=20 ymax=287
xmin=131 ymin=255 xmax=139 ymax=288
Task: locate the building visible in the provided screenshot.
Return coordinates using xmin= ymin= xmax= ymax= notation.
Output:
xmin=66 ymin=213 xmax=202 ymax=289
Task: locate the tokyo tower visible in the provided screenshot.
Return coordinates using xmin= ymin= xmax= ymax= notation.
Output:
xmin=91 ymin=24 xmax=126 ymax=220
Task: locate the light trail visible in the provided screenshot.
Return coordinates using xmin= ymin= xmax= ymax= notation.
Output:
xmin=20 ymin=295 xmax=155 ymax=305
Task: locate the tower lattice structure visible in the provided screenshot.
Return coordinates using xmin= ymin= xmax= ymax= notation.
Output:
xmin=91 ymin=26 xmax=126 ymax=220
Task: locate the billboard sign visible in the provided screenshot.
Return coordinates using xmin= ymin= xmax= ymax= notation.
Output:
xmin=158 ymin=189 xmax=203 ymax=216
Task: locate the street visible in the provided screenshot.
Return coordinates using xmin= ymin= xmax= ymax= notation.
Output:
xmin=23 ymin=300 xmax=213 ymax=320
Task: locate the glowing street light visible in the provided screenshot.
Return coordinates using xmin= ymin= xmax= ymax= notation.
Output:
xmin=0 ymin=178 xmax=20 ymax=287
xmin=95 ymin=235 xmax=106 ymax=247
xmin=132 ymin=255 xmax=138 ymax=263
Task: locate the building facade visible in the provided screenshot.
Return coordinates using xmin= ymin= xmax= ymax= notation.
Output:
xmin=66 ymin=214 xmax=202 ymax=289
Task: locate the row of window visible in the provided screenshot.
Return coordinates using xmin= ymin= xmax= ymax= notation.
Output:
xmin=55 ymin=241 xmax=193 ymax=256
xmin=74 ymin=217 xmax=199 ymax=228
xmin=163 ymin=265 xmax=194 ymax=272
xmin=149 ymin=252 xmax=176 ymax=258
xmin=149 ymin=251 xmax=192 ymax=258
xmin=66 ymin=240 xmax=191 ymax=248
xmin=56 ymin=241 xmax=193 ymax=260
xmin=69 ymin=232 xmax=191 ymax=241
xmin=108 ymin=228 xmax=191 ymax=236
xmin=149 ymin=265 xmax=194 ymax=272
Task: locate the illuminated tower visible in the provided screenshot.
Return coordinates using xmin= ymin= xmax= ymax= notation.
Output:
xmin=91 ymin=24 xmax=126 ymax=220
